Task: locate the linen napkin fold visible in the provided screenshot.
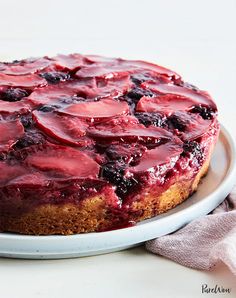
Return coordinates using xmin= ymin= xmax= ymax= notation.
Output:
xmin=146 ymin=186 xmax=236 ymax=274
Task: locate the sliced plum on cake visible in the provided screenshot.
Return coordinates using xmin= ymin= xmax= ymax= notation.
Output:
xmin=130 ymin=138 xmax=183 ymax=173
xmin=76 ymin=56 xmax=180 ymax=81
xmin=167 ymin=111 xmax=213 ymax=141
xmin=140 ymin=81 xmax=217 ymax=111
xmin=0 ymin=73 xmax=47 ymax=89
xmin=0 ymin=57 xmax=52 ymax=75
xmin=0 ymin=162 xmax=29 ymax=187
xmin=0 ymin=118 xmax=25 ymax=152
xmin=87 ymin=116 xmax=172 ymax=146
xmin=24 ymin=143 xmax=100 ymax=180
xmin=59 ymin=98 xmax=130 ymax=121
xmin=32 ymin=110 xmax=91 ymax=146
xmin=27 ymin=79 xmax=99 ymax=108
xmin=0 ymin=100 xmax=31 ymax=115
xmin=52 ymin=53 xmax=94 ymax=71
xmin=27 ymin=83 xmax=81 ymax=108
xmin=105 ymin=143 xmax=147 ymax=165
xmin=136 ymin=94 xmax=197 ymax=116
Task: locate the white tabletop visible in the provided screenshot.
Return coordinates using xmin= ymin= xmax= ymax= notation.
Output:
xmin=0 ymin=0 xmax=236 ymax=297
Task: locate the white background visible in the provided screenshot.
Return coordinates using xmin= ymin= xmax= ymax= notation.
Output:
xmin=0 ymin=0 xmax=236 ymax=297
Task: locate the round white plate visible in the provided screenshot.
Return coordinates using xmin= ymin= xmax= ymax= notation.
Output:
xmin=0 ymin=124 xmax=235 ymax=259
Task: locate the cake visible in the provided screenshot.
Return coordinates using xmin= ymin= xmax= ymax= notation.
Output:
xmin=0 ymin=53 xmax=219 ymax=235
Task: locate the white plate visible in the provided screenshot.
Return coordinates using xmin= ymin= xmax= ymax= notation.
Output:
xmin=0 ymin=124 xmax=235 ymax=259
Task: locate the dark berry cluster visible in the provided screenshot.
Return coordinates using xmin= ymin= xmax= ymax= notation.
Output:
xmin=40 ymin=72 xmax=70 ymax=84
xmin=135 ymin=112 xmax=165 ymax=128
xmin=100 ymin=161 xmax=138 ymax=198
xmin=191 ymin=105 xmax=215 ymax=120
xmin=126 ymin=87 xmax=154 ymax=101
xmin=183 ymin=141 xmax=203 ymax=160
xmin=38 ymin=105 xmax=61 ymax=112
xmin=167 ymin=113 xmax=186 ymax=131
xmin=13 ymin=131 xmax=45 ymax=149
xmin=105 ymin=144 xmax=146 ymax=166
xmin=0 ymin=88 xmax=28 ymax=102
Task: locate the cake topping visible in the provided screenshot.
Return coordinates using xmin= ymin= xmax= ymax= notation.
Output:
xmin=0 ymin=57 xmax=51 ymax=75
xmin=39 ymin=72 xmax=70 ymax=84
xmin=0 ymin=53 xmax=218 ymax=200
xmin=168 ymin=111 xmax=213 ymax=141
xmin=25 ymin=144 xmax=100 ymax=179
xmin=136 ymin=94 xmax=197 ymax=115
xmin=0 ymin=88 xmax=29 ymax=102
xmin=0 ymin=73 xmax=47 ymax=88
xmin=60 ymin=98 xmax=130 ymax=120
xmin=76 ymin=57 xmax=180 ymax=80
xmin=52 ymin=53 xmax=93 ymax=71
xmin=131 ymin=138 xmax=183 ymax=172
xmin=0 ymin=119 xmax=24 ymax=151
xmin=141 ymin=81 xmax=217 ymax=110
xmin=0 ymin=100 xmax=30 ymax=115
xmin=0 ymin=162 xmax=27 ymax=185
xmin=32 ymin=110 xmax=88 ymax=146
xmin=88 ymin=116 xmax=172 ymax=145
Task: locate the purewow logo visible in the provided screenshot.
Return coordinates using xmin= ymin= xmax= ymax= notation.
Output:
xmin=201 ymin=284 xmax=231 ymax=294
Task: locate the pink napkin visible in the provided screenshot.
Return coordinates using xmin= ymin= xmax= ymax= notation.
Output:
xmin=146 ymin=186 xmax=236 ymax=275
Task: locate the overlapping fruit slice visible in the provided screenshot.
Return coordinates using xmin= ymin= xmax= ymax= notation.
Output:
xmin=0 ymin=162 xmax=27 ymax=186
xmin=76 ymin=63 xmax=135 ymax=79
xmin=0 ymin=73 xmax=47 ymax=89
xmin=97 ymin=75 xmax=133 ymax=98
xmin=141 ymin=81 xmax=217 ymax=110
xmin=52 ymin=53 xmax=93 ymax=71
xmin=87 ymin=116 xmax=172 ymax=144
xmin=32 ymin=110 xmax=89 ymax=146
xmin=136 ymin=94 xmax=197 ymax=116
xmin=0 ymin=57 xmax=52 ymax=75
xmin=60 ymin=98 xmax=130 ymax=121
xmin=123 ymin=59 xmax=180 ymax=80
xmin=8 ymin=172 xmax=49 ymax=187
xmin=0 ymin=119 xmax=24 ymax=151
xmin=168 ymin=111 xmax=213 ymax=141
xmin=25 ymin=144 xmax=100 ymax=179
xmin=27 ymin=79 xmax=98 ymax=108
xmin=76 ymin=56 xmax=180 ymax=80
xmin=131 ymin=138 xmax=183 ymax=173
xmin=0 ymin=99 xmax=31 ymax=114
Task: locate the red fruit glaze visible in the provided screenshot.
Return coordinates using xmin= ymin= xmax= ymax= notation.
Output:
xmin=136 ymin=95 xmax=197 ymax=115
xmin=0 ymin=57 xmax=52 ymax=75
xmin=131 ymin=138 xmax=183 ymax=172
xmin=0 ymin=99 xmax=30 ymax=114
xmin=170 ymin=111 xmax=213 ymax=141
xmin=76 ymin=57 xmax=180 ymax=80
xmin=88 ymin=116 xmax=172 ymax=143
xmin=52 ymin=53 xmax=93 ymax=71
xmin=0 ymin=119 xmax=24 ymax=151
xmin=25 ymin=144 xmax=100 ymax=179
xmin=60 ymin=98 xmax=130 ymax=120
xmin=0 ymin=73 xmax=47 ymax=89
xmin=0 ymin=162 xmax=27 ymax=186
xmin=141 ymin=81 xmax=217 ymax=110
xmin=32 ymin=110 xmax=88 ymax=146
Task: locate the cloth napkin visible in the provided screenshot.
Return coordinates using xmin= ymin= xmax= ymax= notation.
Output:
xmin=146 ymin=186 xmax=236 ymax=275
